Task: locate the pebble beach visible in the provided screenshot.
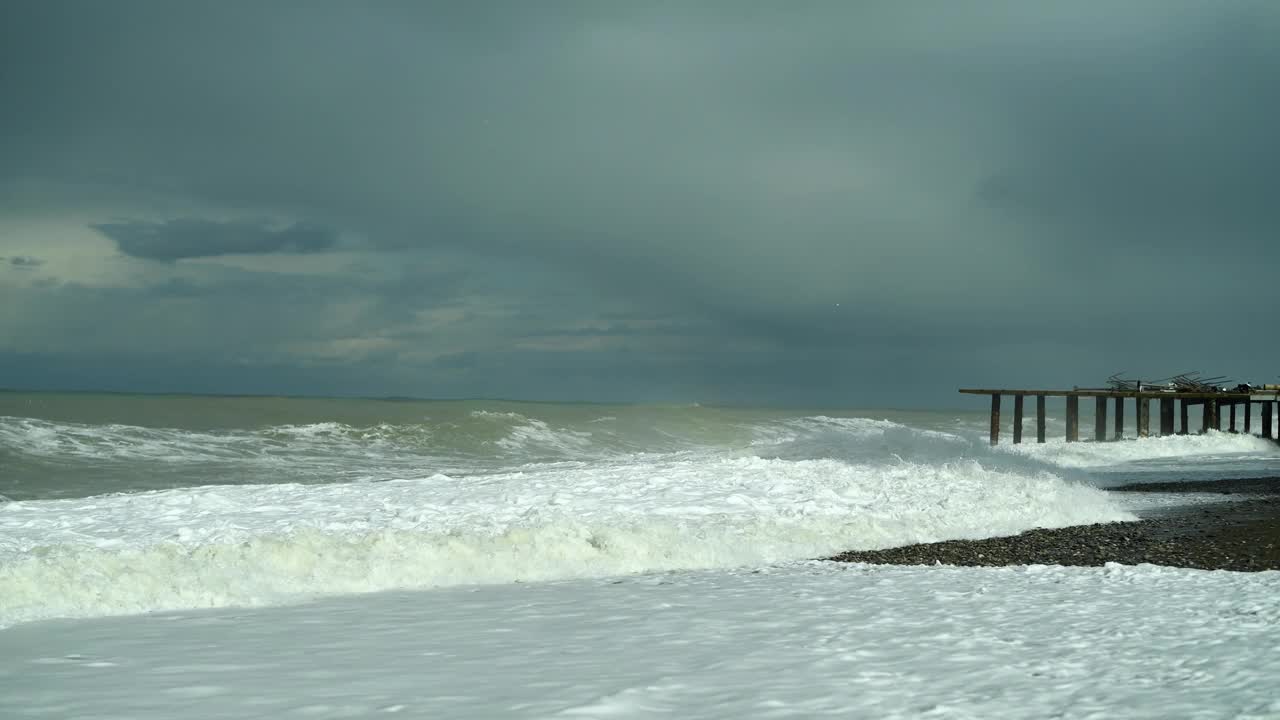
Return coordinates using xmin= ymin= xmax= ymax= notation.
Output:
xmin=832 ymin=477 xmax=1280 ymax=572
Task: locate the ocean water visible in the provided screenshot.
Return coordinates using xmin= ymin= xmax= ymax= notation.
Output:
xmin=4 ymin=392 xmax=1280 ymax=718
xmin=3 ymin=391 xmax=1278 ymax=629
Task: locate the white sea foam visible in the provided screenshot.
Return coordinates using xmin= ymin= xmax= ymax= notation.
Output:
xmin=6 ymin=563 xmax=1277 ymax=719
xmin=493 ymin=418 xmax=596 ymax=455
xmin=0 ymin=413 xmax=614 ymax=481
xmin=759 ymin=415 xmax=975 ymax=463
xmin=0 ymin=416 xmax=254 ymax=463
xmin=994 ymin=430 xmax=1280 ymax=469
xmin=5 ymin=408 xmax=1277 ymax=627
xmin=0 ymin=416 xmax=413 ymax=465
xmin=10 ymin=410 xmax=1272 ymax=482
xmin=468 ymin=410 xmax=526 ymax=420
xmin=0 ymin=450 xmax=1127 ymax=627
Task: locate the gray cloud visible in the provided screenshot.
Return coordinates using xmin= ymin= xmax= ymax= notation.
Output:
xmin=2 ymin=1 xmax=1278 ymax=402
xmin=6 ymin=256 xmax=44 ymax=269
xmin=979 ymin=10 xmax=1280 ymax=247
xmin=90 ymin=218 xmax=339 ymax=261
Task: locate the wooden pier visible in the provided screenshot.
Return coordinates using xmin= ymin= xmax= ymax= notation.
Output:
xmin=961 ymin=388 xmax=1280 ymax=445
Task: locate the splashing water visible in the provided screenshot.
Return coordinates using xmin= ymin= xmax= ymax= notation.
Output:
xmin=1 ymin=392 xmax=1276 ymax=626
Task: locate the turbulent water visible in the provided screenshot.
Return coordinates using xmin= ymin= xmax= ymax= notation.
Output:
xmin=2 ymin=391 xmax=1278 ymax=628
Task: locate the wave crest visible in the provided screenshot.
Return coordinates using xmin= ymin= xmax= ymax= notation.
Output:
xmin=0 ymin=454 xmax=1128 ymax=627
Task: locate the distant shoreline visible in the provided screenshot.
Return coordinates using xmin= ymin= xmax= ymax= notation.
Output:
xmin=830 ymin=477 xmax=1280 ymax=572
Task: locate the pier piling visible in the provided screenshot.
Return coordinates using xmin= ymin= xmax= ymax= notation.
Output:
xmin=989 ymin=394 xmax=1001 ymax=446
xmin=1159 ymin=397 xmax=1174 ymax=436
xmin=1065 ymin=396 xmax=1079 ymax=442
xmin=960 ymin=387 xmax=1280 ymax=445
xmin=1036 ymin=395 xmax=1046 ymax=444
xmin=1013 ymin=395 xmax=1024 ymax=445
xmin=1114 ymin=397 xmax=1124 ymax=440
xmin=1094 ymin=397 xmax=1107 ymax=442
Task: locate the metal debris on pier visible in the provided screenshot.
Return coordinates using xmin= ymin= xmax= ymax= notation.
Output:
xmin=961 ymin=372 xmax=1280 ymax=445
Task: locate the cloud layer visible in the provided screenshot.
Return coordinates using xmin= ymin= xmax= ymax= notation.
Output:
xmin=2 ymin=1 xmax=1277 ymax=403
xmin=92 ymin=219 xmax=339 ymax=261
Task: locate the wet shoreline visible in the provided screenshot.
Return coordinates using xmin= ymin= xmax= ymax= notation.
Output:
xmin=830 ymin=478 xmax=1280 ymax=572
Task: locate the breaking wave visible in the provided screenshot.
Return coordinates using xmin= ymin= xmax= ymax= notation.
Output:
xmin=4 ymin=403 xmax=1275 ymax=627
xmin=0 ymin=452 xmax=1127 ymax=627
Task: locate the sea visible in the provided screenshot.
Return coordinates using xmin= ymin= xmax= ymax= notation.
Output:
xmin=3 ymin=391 xmax=1279 ymax=718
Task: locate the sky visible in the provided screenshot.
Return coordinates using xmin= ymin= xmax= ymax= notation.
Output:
xmin=2 ymin=1 xmax=1278 ymax=407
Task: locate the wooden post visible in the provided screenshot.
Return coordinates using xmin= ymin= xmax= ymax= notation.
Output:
xmin=1065 ymin=395 xmax=1079 ymax=442
xmin=1245 ymin=400 xmax=1252 ymax=434
xmin=1137 ymin=397 xmax=1150 ymax=438
xmin=1094 ymin=397 xmax=1106 ymax=442
xmin=1229 ymin=402 xmax=1238 ymax=433
xmin=1113 ymin=397 xmax=1124 ymax=440
xmin=1264 ymin=401 xmax=1274 ymax=440
xmin=989 ymin=394 xmax=1001 ymax=445
xmin=1159 ymin=397 xmax=1174 ymax=436
xmin=1013 ymin=395 xmax=1024 ymax=444
xmin=1179 ymin=399 xmax=1189 ymax=435
xmin=1201 ymin=399 xmax=1212 ymax=434
xmin=1214 ymin=399 xmax=1223 ymax=431
xmin=1036 ymin=395 xmax=1046 ymax=444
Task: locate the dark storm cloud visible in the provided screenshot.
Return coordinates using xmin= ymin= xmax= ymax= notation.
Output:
xmin=6 ymin=256 xmax=44 ymax=269
xmin=2 ymin=1 xmax=1279 ymax=402
xmin=978 ymin=10 xmax=1280 ymax=247
xmin=90 ymin=218 xmax=339 ymax=261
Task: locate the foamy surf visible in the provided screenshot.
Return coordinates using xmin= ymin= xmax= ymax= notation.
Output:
xmin=5 ymin=394 xmax=1278 ymax=628
xmin=0 ymin=452 xmax=1127 ymax=627
xmin=994 ymin=430 xmax=1280 ymax=469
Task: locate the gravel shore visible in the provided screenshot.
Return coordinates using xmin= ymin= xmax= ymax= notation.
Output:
xmin=830 ymin=478 xmax=1280 ymax=572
